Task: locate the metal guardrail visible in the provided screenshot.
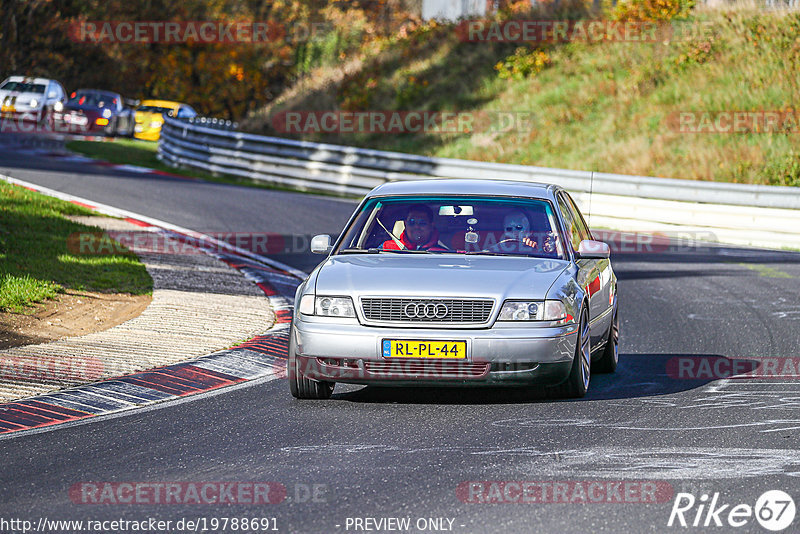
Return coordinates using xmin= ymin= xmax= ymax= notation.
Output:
xmin=158 ymin=117 xmax=800 ymax=249
xmin=179 ymin=116 xmax=239 ymax=131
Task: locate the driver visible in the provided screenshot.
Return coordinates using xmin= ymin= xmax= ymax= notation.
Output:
xmin=501 ymin=210 xmax=538 ymax=250
xmin=382 ymin=204 xmax=448 ymax=251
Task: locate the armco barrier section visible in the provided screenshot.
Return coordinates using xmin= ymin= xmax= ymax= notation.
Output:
xmin=158 ymin=117 xmax=800 ymax=250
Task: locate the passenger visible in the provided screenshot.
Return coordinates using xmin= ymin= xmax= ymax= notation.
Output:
xmin=501 ymin=210 xmax=538 ymax=249
xmin=382 ymin=204 xmax=448 ymax=251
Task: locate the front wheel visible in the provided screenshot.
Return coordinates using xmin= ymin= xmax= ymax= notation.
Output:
xmin=288 ymin=329 xmax=334 ymax=399
xmin=550 ymin=308 xmax=590 ymax=398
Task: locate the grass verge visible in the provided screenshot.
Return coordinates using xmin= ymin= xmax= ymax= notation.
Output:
xmin=0 ymin=182 xmax=152 ymax=313
xmin=245 ymin=7 xmax=800 ymax=187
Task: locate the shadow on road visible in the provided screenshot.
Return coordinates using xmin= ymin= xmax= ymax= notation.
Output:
xmin=331 ymin=353 xmax=753 ymax=404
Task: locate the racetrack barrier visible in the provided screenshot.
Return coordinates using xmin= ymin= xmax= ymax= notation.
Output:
xmin=158 ymin=117 xmax=800 ymax=250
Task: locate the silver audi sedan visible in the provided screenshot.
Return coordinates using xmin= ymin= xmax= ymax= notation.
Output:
xmin=289 ymin=179 xmax=618 ymax=399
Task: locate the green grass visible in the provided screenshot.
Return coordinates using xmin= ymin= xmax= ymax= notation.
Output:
xmin=0 ymin=182 xmax=152 ymax=313
xmin=65 ymin=139 xmax=354 ymax=198
xmin=0 ymin=274 xmax=61 ymax=313
xmin=244 ymin=7 xmax=800 ymax=187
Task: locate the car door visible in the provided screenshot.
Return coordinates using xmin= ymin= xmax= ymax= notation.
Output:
xmin=557 ymin=192 xmax=609 ymax=346
xmin=46 ymin=81 xmax=65 ymax=111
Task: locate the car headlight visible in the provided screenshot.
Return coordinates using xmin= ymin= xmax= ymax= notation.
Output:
xmin=150 ymin=120 xmax=163 ymax=128
xmin=102 ymin=108 xmax=112 ymax=118
xmin=53 ymin=101 xmax=63 ymax=112
xmin=498 ymin=300 xmax=574 ymax=324
xmin=298 ymin=295 xmax=356 ymax=318
xmin=315 ymin=296 xmax=355 ymax=317
xmin=29 ymin=99 xmax=38 ymax=108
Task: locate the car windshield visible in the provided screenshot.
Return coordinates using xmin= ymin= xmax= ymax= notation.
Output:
xmin=137 ymin=105 xmax=173 ymax=114
xmin=67 ymin=92 xmax=117 ymax=109
xmin=0 ymin=81 xmax=46 ymax=94
xmin=335 ymin=196 xmax=565 ymax=259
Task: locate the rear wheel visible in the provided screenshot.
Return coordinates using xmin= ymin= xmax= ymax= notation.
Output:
xmin=594 ymin=300 xmax=618 ymax=373
xmin=288 ymin=329 xmax=334 ymax=400
xmin=550 ymin=307 xmax=590 ymax=398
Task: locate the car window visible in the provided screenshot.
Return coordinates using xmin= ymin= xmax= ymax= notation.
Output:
xmin=0 ymin=81 xmax=46 ymax=94
xmin=176 ymin=106 xmax=197 ymax=118
xmin=47 ymin=82 xmax=64 ymax=99
xmin=137 ymin=106 xmax=173 ymax=114
xmin=564 ymin=193 xmax=592 ymax=243
xmin=67 ymin=91 xmax=119 ymax=109
xmin=334 ymin=196 xmax=565 ymax=259
xmin=557 ymin=193 xmax=582 ymax=252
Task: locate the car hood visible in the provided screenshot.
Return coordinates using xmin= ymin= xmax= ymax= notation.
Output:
xmin=314 ymin=254 xmax=568 ymax=301
xmin=0 ymin=91 xmax=40 ymax=107
xmin=134 ymin=111 xmax=164 ymax=123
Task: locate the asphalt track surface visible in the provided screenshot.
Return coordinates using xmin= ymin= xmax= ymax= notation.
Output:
xmin=1 ymin=142 xmax=799 ymax=533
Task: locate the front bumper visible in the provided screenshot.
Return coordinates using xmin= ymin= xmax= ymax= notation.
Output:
xmin=292 ymin=318 xmax=578 ymax=386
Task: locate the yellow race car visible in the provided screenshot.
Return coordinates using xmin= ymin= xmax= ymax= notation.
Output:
xmin=133 ymin=99 xmax=197 ymax=141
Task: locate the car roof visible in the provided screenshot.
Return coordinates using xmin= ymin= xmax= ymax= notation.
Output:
xmin=2 ymin=76 xmax=54 ymax=86
xmin=367 ymin=179 xmax=561 ymax=200
xmin=139 ymin=99 xmax=182 ymax=109
xmin=73 ymin=89 xmax=121 ymax=98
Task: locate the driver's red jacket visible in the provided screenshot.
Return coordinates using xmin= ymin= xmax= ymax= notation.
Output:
xmin=382 ymin=230 xmax=448 ymax=251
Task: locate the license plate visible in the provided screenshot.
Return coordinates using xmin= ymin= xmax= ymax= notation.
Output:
xmin=382 ymin=340 xmax=467 ymax=359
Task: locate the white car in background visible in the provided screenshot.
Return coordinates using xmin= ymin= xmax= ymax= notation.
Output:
xmin=0 ymin=76 xmax=67 ymax=125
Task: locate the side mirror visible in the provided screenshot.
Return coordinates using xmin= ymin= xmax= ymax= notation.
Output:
xmin=575 ymin=239 xmax=610 ymax=259
xmin=310 ymin=234 xmax=332 ymax=254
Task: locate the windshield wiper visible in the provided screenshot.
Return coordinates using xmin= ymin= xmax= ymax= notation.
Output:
xmin=337 ymin=248 xmax=429 ymax=254
xmin=339 ymin=248 xmax=380 ymax=254
xmin=465 ymin=251 xmax=525 ymax=257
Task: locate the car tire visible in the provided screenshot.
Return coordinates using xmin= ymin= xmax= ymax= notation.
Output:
xmin=288 ymin=328 xmax=334 ymax=400
xmin=550 ymin=307 xmax=590 ymax=399
xmin=594 ymin=300 xmax=618 ymax=374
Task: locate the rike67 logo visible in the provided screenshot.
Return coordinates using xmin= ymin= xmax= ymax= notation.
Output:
xmin=668 ymin=490 xmax=795 ymax=531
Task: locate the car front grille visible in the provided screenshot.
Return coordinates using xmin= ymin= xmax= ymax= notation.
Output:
xmin=364 ymin=360 xmax=489 ymax=379
xmin=361 ymin=298 xmax=494 ymax=324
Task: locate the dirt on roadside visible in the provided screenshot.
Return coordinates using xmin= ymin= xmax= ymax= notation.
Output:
xmin=0 ymin=290 xmax=151 ymax=350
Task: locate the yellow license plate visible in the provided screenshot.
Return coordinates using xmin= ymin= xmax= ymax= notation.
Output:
xmin=1 ymin=105 xmax=15 ymax=113
xmin=382 ymin=340 xmax=467 ymax=359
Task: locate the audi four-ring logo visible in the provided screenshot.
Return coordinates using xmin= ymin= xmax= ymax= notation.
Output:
xmin=404 ymin=302 xmax=449 ymax=319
